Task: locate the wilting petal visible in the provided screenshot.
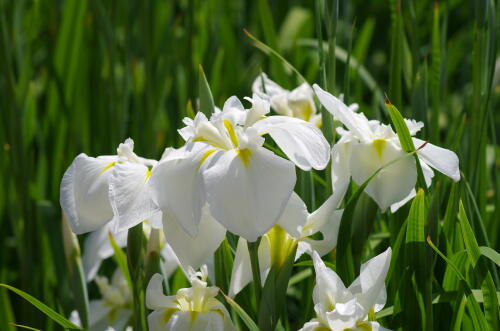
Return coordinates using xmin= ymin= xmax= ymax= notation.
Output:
xmin=162 ymin=206 xmax=226 ymax=271
xmin=109 ymin=162 xmax=159 ymax=232
xmin=150 ymin=145 xmax=206 ymax=237
xmin=82 ymin=223 xmax=128 ymax=282
xmin=203 ymin=148 xmax=295 ymax=242
xmin=277 ymin=192 xmax=309 ymax=238
xmin=146 ymin=274 xmax=177 ymax=310
xmin=253 ymin=116 xmax=330 ymax=170
xmin=228 ymin=237 xmax=271 ymax=298
xmin=348 ymin=248 xmax=392 ymax=313
xmin=313 ymin=84 xmax=373 ymax=141
xmin=60 ymin=154 xmax=116 ymax=234
xmin=312 ymin=251 xmax=350 ymax=308
xmin=350 ymin=140 xmax=416 ymax=211
xmin=413 ymin=138 xmax=460 ymax=182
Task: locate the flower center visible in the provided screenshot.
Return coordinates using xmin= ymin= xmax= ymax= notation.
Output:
xmin=372 ymin=139 xmax=387 ymax=159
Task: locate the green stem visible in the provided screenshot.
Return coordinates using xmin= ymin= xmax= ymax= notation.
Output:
xmin=247 ymin=238 xmax=262 ymax=304
xmin=127 ymin=223 xmax=147 ymax=331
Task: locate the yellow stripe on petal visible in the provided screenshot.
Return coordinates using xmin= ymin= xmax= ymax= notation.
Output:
xmin=236 ymin=148 xmax=252 ymax=167
xmin=372 ymin=139 xmax=387 ymax=159
xmin=223 ymin=120 xmax=239 ymax=147
xmin=198 ymin=149 xmax=217 ymax=168
xmin=100 ymin=162 xmax=116 ymax=173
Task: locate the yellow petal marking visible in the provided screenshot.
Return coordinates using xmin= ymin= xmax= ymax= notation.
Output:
xmin=236 ymin=148 xmax=252 ymax=167
xmin=372 ymin=139 xmax=387 ymax=159
xmin=100 ymin=162 xmax=116 ymax=173
xmin=198 ymin=149 xmax=217 ymax=168
xmin=266 ymin=225 xmax=297 ymax=268
xmin=223 ymin=120 xmax=239 ymax=147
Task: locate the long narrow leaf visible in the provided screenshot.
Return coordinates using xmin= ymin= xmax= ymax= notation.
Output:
xmin=0 ymin=284 xmax=82 ymax=330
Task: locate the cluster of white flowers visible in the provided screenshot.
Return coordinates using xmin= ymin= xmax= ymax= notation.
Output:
xmin=60 ymin=73 xmax=459 ymax=331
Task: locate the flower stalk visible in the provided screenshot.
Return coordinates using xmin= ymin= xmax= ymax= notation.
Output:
xmin=247 ymin=237 xmax=262 ymax=303
xmin=127 ymin=222 xmax=147 ymax=331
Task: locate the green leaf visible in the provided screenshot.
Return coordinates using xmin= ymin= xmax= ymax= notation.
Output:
xmin=385 ymin=101 xmax=415 ymax=153
xmin=480 ymin=271 xmax=499 ymax=330
xmin=9 ymin=324 xmax=41 ymax=331
xmin=457 ymin=200 xmax=481 ymax=267
xmin=294 ymin=260 xmax=336 ymax=270
xmin=108 ymin=232 xmax=133 ymax=292
xmin=198 ymin=65 xmax=215 ymax=116
xmin=405 ymin=188 xmax=426 ymax=244
xmin=0 ymin=288 xmax=15 ymax=331
xmin=479 ymin=246 xmax=500 ymax=268
xmin=426 ymin=237 xmax=466 ymax=282
xmin=385 ymin=101 xmax=427 ymax=192
xmin=220 ymin=290 xmax=259 ymax=331
xmin=0 ymin=284 xmax=82 ymax=330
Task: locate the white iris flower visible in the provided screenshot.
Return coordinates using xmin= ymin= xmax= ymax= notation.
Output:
xmin=70 ymin=269 xmax=132 ymax=331
xmin=300 ymin=249 xmax=392 ymax=331
xmin=228 ymin=191 xmax=344 ymax=298
xmin=146 ymin=266 xmax=236 ymax=331
xmin=82 ymin=220 xmax=180 ymax=282
xmin=252 ymin=73 xmax=323 ymax=126
xmin=313 ymin=84 xmax=460 ymax=212
xmin=60 ymin=138 xmax=161 ymax=234
xmin=150 ymin=94 xmax=330 ymax=242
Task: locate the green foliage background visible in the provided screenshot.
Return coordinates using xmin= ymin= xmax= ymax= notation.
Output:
xmin=0 ymin=0 xmax=499 ymax=330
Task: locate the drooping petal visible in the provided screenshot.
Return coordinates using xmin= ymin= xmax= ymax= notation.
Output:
xmin=146 ymin=274 xmax=178 ymax=310
xmin=350 ymin=140 xmax=416 ymax=211
xmin=228 ymin=237 xmax=271 ymax=298
xmin=297 ymin=209 xmax=343 ymax=258
xmin=162 ymin=311 xmax=192 ymax=330
xmin=312 ymin=251 xmax=350 ymax=308
xmin=253 ymin=115 xmax=330 ymax=170
xmin=348 ymin=248 xmax=392 ymax=313
xmin=331 ymin=142 xmax=352 ymax=203
xmin=82 ymin=223 xmax=128 ymax=282
xmin=413 ymin=138 xmax=460 ymax=182
xmin=389 ymin=161 xmax=434 ymax=213
xmin=277 ymin=192 xmax=309 ymax=239
xmin=203 ymin=148 xmax=295 ymax=242
xmin=162 ymin=206 xmax=226 ymax=271
xmin=150 ymin=144 xmax=207 ymax=237
xmin=304 ymin=189 xmax=345 ymax=237
xmin=313 ymin=84 xmax=373 ymax=141
xmin=60 ymin=154 xmax=117 ymax=234
xmin=109 ymin=162 xmax=160 ymax=232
